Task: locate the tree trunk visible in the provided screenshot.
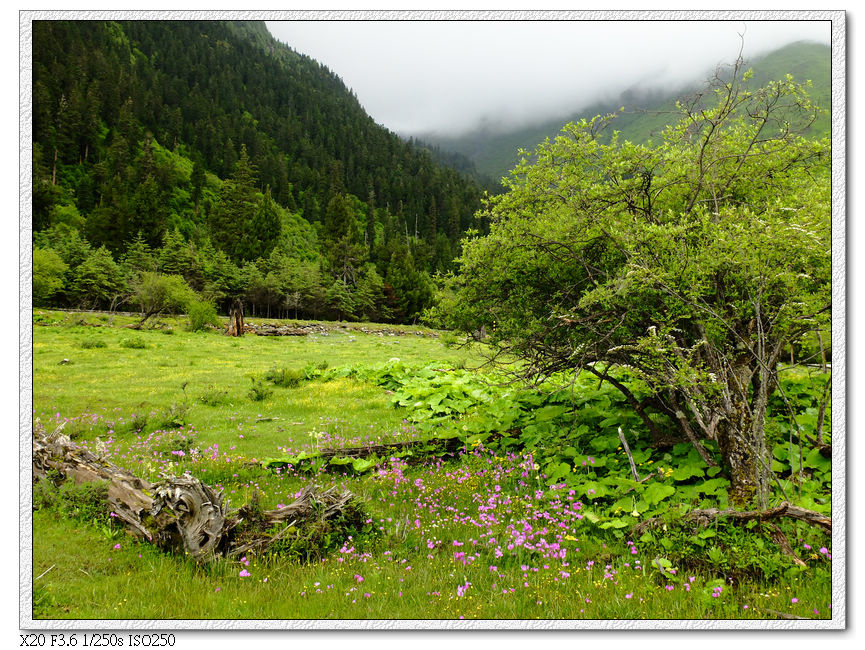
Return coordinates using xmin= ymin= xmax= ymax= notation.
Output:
xmin=715 ymin=363 xmax=771 ymax=508
xmin=227 ymin=298 xmax=244 ymax=336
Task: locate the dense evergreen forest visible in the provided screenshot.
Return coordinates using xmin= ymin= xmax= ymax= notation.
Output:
xmin=31 ymin=20 xmax=494 ymax=323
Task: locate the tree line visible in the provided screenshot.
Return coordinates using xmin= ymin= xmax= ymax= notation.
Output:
xmin=32 ymin=20 xmax=495 ymax=322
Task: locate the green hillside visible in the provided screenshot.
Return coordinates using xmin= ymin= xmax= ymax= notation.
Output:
xmin=424 ymin=41 xmax=831 ymax=183
xmin=32 ymin=20 xmax=493 ymax=323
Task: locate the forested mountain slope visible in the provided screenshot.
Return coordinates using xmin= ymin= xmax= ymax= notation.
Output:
xmin=32 ymin=20 xmax=491 ymax=322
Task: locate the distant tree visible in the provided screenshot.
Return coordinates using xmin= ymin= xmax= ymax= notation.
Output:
xmin=131 ymin=271 xmax=196 ymax=326
xmin=72 ymin=245 xmax=126 ymax=309
xmin=322 ymin=193 xmax=365 ymax=285
xmin=32 ymin=247 xmax=68 ymax=306
xmin=326 ymin=277 xmax=355 ymax=321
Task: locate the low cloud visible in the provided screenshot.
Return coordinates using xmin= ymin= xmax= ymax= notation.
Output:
xmin=266 ymin=19 xmax=831 ymax=137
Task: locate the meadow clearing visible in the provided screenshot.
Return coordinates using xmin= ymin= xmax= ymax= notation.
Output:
xmin=30 ymin=310 xmax=833 ymax=621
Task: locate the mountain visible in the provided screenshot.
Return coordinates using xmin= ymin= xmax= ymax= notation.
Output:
xmin=420 ymin=41 xmax=831 ymax=183
xmin=31 ymin=20 xmax=494 ymax=323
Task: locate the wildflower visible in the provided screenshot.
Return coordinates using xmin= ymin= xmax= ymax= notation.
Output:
xmin=113 ymin=543 xmax=121 ymax=549
xmin=625 ymin=593 xmax=633 ymax=599
xmin=239 ymin=569 xmax=251 ymax=577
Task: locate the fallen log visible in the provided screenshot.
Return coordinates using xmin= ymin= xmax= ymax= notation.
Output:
xmin=629 ymin=501 xmax=829 ymax=574
xmin=632 ymin=501 xmax=831 ymax=537
xmin=259 ymin=434 xmax=474 ymax=472
xmin=254 ymin=326 xmax=309 ymax=337
xmin=33 ymin=422 xmax=364 ymax=562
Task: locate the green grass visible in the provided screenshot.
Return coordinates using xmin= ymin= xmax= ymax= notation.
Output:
xmin=33 ymin=310 xmax=474 ymax=459
xmin=30 ymin=310 xmax=833 ymax=621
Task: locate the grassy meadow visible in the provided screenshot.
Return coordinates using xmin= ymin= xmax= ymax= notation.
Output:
xmin=30 ymin=310 xmax=833 ymax=622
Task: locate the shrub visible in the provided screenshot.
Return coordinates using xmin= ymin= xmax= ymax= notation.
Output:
xmin=265 ymin=365 xmax=305 ymax=388
xmin=248 ymin=377 xmax=273 ymax=401
xmin=156 ymin=401 xmax=190 ymax=429
xmin=127 ymin=412 xmax=149 ymax=433
xmin=439 ymin=331 xmax=460 ymax=348
xmin=119 ymin=335 xmax=147 ymax=349
xmin=187 ymin=299 xmax=221 ymax=332
xmin=79 ymin=337 xmax=107 ymax=349
xmin=153 ymin=430 xmax=198 ymax=459
xmin=198 ymin=386 xmax=230 ymax=406
xmin=57 ymin=480 xmax=111 ymax=525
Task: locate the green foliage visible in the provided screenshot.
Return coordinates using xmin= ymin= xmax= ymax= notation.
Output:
xmin=71 ymin=246 xmax=124 ymax=309
xmin=53 ymin=480 xmax=112 ymax=526
xmin=264 ymin=365 xmax=305 ymax=388
xmin=197 ymin=385 xmax=230 ymax=407
xmin=248 ymin=376 xmax=274 ymax=402
xmin=119 ymin=335 xmax=147 ymax=349
xmin=79 ymin=337 xmax=107 ymax=349
xmin=31 ymin=20 xmax=490 ymax=325
xmin=155 ymin=400 xmax=190 ymax=429
xmin=32 ymin=247 xmax=68 ymax=306
xmin=151 ymin=430 xmax=198 ymax=458
xmin=447 ymin=65 xmax=830 ymax=507
xmin=186 ymin=299 xmax=221 ymax=332
xmin=132 ymin=272 xmax=195 ymax=318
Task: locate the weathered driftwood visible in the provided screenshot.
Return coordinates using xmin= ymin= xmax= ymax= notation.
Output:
xmin=33 ymin=423 xmax=360 ymax=562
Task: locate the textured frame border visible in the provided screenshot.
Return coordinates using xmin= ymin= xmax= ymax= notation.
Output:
xmin=19 ymin=8 xmax=846 ymax=632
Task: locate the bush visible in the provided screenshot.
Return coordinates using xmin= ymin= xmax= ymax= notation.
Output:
xmin=439 ymin=331 xmax=460 ymax=348
xmin=155 ymin=401 xmax=190 ymax=429
xmin=187 ymin=299 xmax=221 ymax=332
xmin=79 ymin=337 xmax=107 ymax=349
xmin=265 ymin=365 xmax=305 ymax=388
xmin=126 ymin=412 xmax=149 ymax=433
xmin=152 ymin=430 xmax=198 ymax=459
xmin=119 ymin=335 xmax=147 ymax=349
xmin=248 ymin=377 xmax=273 ymax=401
xmin=198 ymin=386 xmax=230 ymax=406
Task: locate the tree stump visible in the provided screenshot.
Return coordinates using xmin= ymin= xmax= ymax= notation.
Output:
xmin=227 ymin=298 xmax=244 ymax=336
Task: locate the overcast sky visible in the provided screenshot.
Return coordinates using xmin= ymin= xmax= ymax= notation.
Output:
xmin=265 ymin=18 xmax=831 ymax=137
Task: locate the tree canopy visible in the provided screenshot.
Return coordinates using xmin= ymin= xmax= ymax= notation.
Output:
xmin=442 ymin=62 xmax=831 ymax=506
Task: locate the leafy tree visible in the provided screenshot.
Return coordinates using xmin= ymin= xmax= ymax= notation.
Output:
xmin=186 ymin=298 xmax=221 ymax=331
xmin=131 ymin=271 xmax=196 ymax=326
xmin=446 ymin=63 xmax=830 ymax=507
xmin=32 ymin=247 xmax=68 ymax=306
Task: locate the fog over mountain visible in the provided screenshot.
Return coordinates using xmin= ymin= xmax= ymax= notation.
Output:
xmin=265 ymin=19 xmax=831 ymax=137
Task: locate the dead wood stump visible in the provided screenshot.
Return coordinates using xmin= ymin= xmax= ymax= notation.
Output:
xmin=227 ymin=298 xmax=244 ymax=336
xmin=33 ymin=422 xmax=362 ymax=562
